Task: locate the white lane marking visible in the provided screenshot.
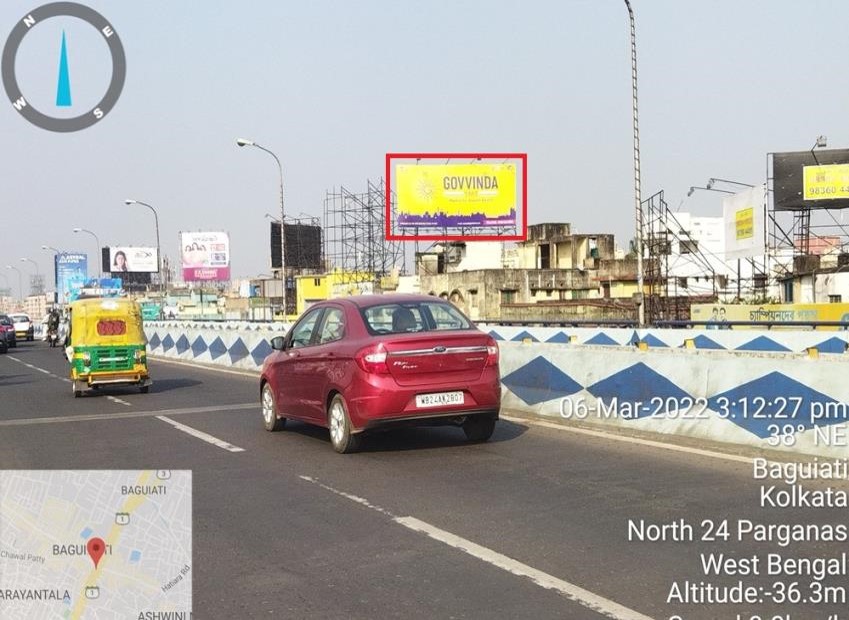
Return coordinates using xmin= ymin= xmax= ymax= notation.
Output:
xmin=501 ymin=414 xmax=754 ymax=465
xmin=156 ymin=415 xmax=245 ymax=452
xmin=298 ymin=476 xmax=652 ymax=620
xmin=0 ymin=403 xmax=258 ymax=427
xmin=106 ymin=396 xmax=132 ymax=407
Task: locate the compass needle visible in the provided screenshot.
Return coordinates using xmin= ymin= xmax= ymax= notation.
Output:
xmin=56 ymin=30 xmax=72 ymax=107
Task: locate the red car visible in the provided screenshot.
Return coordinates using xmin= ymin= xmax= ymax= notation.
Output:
xmin=260 ymin=294 xmax=501 ymax=453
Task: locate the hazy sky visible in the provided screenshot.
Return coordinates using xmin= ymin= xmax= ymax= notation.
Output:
xmin=2 ymin=0 xmax=849 ymax=288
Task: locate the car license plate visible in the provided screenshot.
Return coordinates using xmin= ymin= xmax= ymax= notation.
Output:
xmin=415 ymin=391 xmax=464 ymax=408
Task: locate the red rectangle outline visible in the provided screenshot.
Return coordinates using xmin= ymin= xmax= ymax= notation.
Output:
xmin=385 ymin=153 xmax=527 ymax=241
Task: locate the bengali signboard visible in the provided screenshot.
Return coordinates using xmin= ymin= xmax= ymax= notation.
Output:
xmin=55 ymin=253 xmax=87 ymax=304
xmin=723 ymin=185 xmax=766 ymax=259
xmin=773 ymin=149 xmax=849 ymax=211
xmin=180 ymin=232 xmax=230 ymax=282
xmin=692 ymin=303 xmax=849 ymax=330
xmin=107 ymin=246 xmax=158 ymax=273
xmin=396 ymin=163 xmax=517 ymax=227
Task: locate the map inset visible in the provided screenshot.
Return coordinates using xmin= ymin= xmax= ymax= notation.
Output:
xmin=0 ymin=470 xmax=192 ymax=619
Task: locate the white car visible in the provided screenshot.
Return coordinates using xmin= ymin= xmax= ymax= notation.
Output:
xmin=9 ymin=313 xmax=34 ymax=341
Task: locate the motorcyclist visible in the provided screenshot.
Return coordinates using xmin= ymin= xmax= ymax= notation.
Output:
xmin=47 ymin=308 xmax=60 ymax=347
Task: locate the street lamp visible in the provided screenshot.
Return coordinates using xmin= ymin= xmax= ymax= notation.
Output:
xmin=687 ymin=186 xmax=734 ymax=197
xmin=20 ymin=257 xmax=41 ymax=296
xmin=237 ymin=137 xmax=287 ymax=317
xmin=623 ymin=0 xmax=644 ymax=326
xmin=706 ymin=178 xmax=755 ymax=190
xmin=6 ymin=265 xmax=23 ymax=302
xmin=73 ymin=227 xmax=102 ymax=278
xmin=41 ymin=246 xmax=61 ymax=304
xmin=124 ymin=199 xmax=163 ymax=294
xmin=20 ymin=257 xmax=39 ymax=276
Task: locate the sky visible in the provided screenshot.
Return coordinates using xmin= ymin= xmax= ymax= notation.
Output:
xmin=2 ymin=0 xmax=849 ymax=292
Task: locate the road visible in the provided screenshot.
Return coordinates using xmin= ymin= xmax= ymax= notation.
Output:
xmin=2 ymin=341 xmax=848 ymax=619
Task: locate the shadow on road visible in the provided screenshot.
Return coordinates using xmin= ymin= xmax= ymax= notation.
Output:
xmin=144 ymin=378 xmax=203 ymax=393
xmin=280 ymin=418 xmax=528 ymax=453
xmin=0 ymin=374 xmax=35 ymax=386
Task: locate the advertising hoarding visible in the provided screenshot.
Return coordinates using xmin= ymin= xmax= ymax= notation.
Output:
xmin=722 ymin=185 xmax=766 ymax=259
xmin=270 ymin=222 xmax=323 ymax=270
xmin=395 ymin=163 xmax=517 ymax=227
xmin=55 ymin=252 xmax=87 ymax=304
xmin=107 ymin=246 xmax=158 ymax=273
xmin=773 ymin=148 xmax=849 ymax=211
xmin=180 ymin=232 xmax=230 ymax=282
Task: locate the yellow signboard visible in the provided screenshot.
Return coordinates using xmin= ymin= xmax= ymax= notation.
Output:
xmin=803 ymin=164 xmax=849 ymax=200
xmin=735 ymin=207 xmax=753 ymax=241
xmin=396 ymin=163 xmax=516 ymax=221
xmin=691 ymin=303 xmax=849 ymax=330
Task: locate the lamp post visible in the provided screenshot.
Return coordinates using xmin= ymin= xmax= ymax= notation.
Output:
xmin=623 ymin=0 xmax=644 ymax=326
xmin=237 ymin=137 xmax=287 ymax=318
xmin=124 ymin=199 xmax=163 ymax=294
xmin=20 ymin=257 xmax=41 ymax=296
xmin=41 ymin=246 xmax=61 ymax=304
xmin=72 ymin=227 xmax=102 ymax=278
xmin=6 ymin=265 xmax=23 ymax=302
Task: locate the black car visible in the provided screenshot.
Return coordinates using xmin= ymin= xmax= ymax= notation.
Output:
xmin=0 ymin=315 xmax=16 ymax=348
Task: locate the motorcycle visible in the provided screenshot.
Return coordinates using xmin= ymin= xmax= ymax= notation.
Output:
xmin=47 ymin=327 xmax=59 ymax=348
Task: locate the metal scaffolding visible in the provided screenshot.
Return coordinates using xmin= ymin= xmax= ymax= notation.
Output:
xmin=322 ymin=179 xmax=406 ymax=288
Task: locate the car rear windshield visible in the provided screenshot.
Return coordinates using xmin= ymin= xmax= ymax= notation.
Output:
xmin=360 ymin=301 xmax=472 ymax=335
xmin=10 ymin=315 xmax=28 ymax=322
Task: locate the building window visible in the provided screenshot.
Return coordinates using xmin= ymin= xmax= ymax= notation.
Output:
xmin=540 ymin=244 xmax=551 ymax=269
xmin=677 ymin=277 xmax=688 ymax=289
xmin=500 ymin=289 xmax=517 ymax=305
xmin=783 ymin=280 xmax=793 ymax=302
xmin=829 ymin=295 xmax=842 ymax=303
xmin=314 ymin=278 xmax=321 ymax=286
xmin=680 ymin=239 xmax=698 ymax=254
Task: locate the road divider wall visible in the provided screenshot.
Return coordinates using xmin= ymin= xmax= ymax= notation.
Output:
xmin=145 ymin=322 xmax=849 ymax=457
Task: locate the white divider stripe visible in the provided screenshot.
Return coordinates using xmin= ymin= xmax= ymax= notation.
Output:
xmin=299 ymin=476 xmax=652 ymax=620
xmin=156 ymin=415 xmax=245 ymax=452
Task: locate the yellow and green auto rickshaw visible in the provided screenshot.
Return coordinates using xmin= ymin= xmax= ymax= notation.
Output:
xmin=67 ymin=297 xmax=152 ymax=397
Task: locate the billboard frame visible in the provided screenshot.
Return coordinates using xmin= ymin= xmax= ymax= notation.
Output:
xmin=385 ymin=152 xmax=528 ymax=241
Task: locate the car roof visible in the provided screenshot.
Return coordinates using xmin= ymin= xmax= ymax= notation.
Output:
xmin=336 ymin=294 xmax=447 ymax=309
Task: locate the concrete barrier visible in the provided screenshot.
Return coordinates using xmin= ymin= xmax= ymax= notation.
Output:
xmin=145 ymin=323 xmax=849 ymax=457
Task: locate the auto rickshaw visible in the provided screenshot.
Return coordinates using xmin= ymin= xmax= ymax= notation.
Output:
xmin=67 ymin=297 xmax=152 ymax=397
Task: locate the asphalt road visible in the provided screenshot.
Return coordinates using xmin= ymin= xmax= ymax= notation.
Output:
xmin=2 ymin=341 xmax=848 ymax=619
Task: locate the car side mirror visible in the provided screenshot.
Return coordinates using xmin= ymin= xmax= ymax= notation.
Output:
xmin=270 ymin=336 xmax=286 ymax=351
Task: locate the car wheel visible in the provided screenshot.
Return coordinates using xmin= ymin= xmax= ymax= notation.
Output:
xmin=73 ymin=385 xmax=82 ymax=398
xmin=139 ymin=385 xmax=150 ymax=394
xmin=463 ymin=415 xmax=496 ymax=442
xmin=328 ymin=394 xmax=361 ymax=454
xmin=261 ymin=383 xmax=285 ymax=431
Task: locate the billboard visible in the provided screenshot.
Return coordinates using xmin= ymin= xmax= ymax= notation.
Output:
xmin=270 ymin=222 xmax=323 ymax=270
xmin=723 ymin=185 xmax=766 ymax=259
xmin=180 ymin=232 xmax=230 ymax=281
xmin=395 ymin=163 xmax=517 ymax=227
xmin=55 ymin=252 xmax=87 ymax=304
xmin=773 ymin=148 xmax=849 ymax=211
xmin=105 ymin=246 xmax=158 ymax=273
xmin=69 ymin=278 xmax=123 ymax=301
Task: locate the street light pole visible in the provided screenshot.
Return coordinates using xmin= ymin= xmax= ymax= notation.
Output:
xmin=125 ymin=199 xmax=163 ymax=294
xmin=73 ymin=227 xmax=102 ymax=278
xmin=6 ymin=265 xmax=23 ymax=302
xmin=41 ymin=246 xmax=61 ymax=304
xmin=237 ymin=137 xmax=287 ymax=318
xmin=20 ymin=257 xmax=41 ymax=296
xmin=624 ymin=0 xmax=644 ymax=327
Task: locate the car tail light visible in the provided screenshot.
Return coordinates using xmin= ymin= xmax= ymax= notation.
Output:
xmin=355 ymin=343 xmax=390 ymax=374
xmin=134 ymin=350 xmax=144 ymax=362
xmin=82 ymin=352 xmax=91 ymax=365
xmin=485 ymin=337 xmax=499 ymax=367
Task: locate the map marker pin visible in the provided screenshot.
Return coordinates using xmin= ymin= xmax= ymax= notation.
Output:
xmin=87 ymin=537 xmax=106 ymax=568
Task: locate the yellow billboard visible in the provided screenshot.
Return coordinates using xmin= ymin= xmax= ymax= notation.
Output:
xmin=803 ymin=164 xmax=849 ymax=200
xmin=691 ymin=303 xmax=849 ymax=330
xmin=396 ymin=163 xmax=516 ymax=227
xmin=734 ymin=207 xmax=754 ymax=240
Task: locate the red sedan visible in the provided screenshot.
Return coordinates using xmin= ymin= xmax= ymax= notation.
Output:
xmin=260 ymin=294 xmax=501 ymax=453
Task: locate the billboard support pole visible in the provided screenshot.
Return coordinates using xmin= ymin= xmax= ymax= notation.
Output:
xmin=125 ymin=200 xmax=163 ymax=295
xmin=624 ymin=0 xmax=644 ymax=327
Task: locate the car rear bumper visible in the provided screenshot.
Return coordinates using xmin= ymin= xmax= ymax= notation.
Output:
xmin=346 ymin=369 xmax=501 ymax=431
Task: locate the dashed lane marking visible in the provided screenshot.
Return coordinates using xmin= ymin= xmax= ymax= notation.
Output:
xmin=156 ymin=416 xmax=246 ymax=452
xmin=0 ymin=403 xmax=258 ymax=427
xmin=299 ymin=476 xmax=654 ymax=620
